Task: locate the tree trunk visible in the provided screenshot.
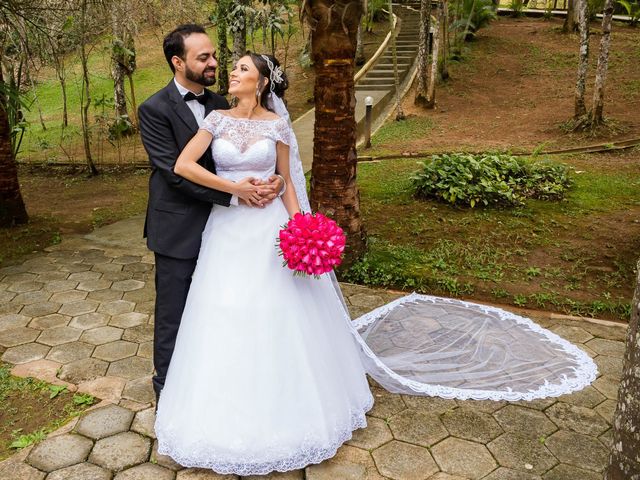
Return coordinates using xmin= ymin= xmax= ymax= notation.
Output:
xmin=55 ymin=62 xmax=68 ymax=128
xmin=217 ymin=0 xmax=230 ymax=95
xmin=0 ymin=67 xmax=28 ymax=227
xmin=127 ymin=73 xmax=138 ymax=127
xmin=425 ymin=1 xmax=441 ymax=108
xmin=232 ymin=0 xmax=249 ymax=64
xmin=308 ymin=0 xmax=366 ymax=266
xmin=111 ymin=2 xmax=129 ymax=119
xmin=415 ymin=0 xmax=432 ymax=105
xmin=563 ymin=0 xmax=578 ymax=32
xmin=355 ymin=24 xmax=366 ymax=65
xmin=389 ymin=0 xmax=405 ymax=120
xmin=590 ymin=0 xmax=614 ymax=126
xmin=574 ymin=0 xmax=589 ymax=118
xmin=605 ymin=258 xmax=640 ymax=479
xmin=79 ymin=0 xmax=98 ymax=176
xmin=439 ymin=0 xmax=449 ymax=81
xmin=111 ymin=58 xmax=128 ymax=118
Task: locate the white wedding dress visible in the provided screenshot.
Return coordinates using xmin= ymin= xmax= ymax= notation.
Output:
xmin=154 ymin=110 xmax=374 ymax=476
xmin=155 ymin=103 xmax=599 ymax=476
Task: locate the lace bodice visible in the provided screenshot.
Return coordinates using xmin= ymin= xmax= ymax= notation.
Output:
xmin=201 ymin=110 xmax=291 ymax=182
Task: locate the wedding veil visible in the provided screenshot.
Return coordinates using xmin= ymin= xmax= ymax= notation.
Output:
xmin=267 ymin=93 xmax=597 ymax=402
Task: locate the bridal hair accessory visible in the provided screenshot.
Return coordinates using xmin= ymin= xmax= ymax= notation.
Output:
xmin=277 ymin=212 xmax=346 ymax=277
xmin=261 ymin=54 xmax=284 ymax=92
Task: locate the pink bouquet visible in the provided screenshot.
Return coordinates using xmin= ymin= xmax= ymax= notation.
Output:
xmin=277 ymin=212 xmax=346 ymax=277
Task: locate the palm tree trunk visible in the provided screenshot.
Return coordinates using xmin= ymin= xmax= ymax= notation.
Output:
xmin=426 ymin=1 xmax=442 ymax=108
xmin=307 ymin=0 xmax=366 ymax=266
xmin=574 ymin=0 xmax=589 ymax=118
xmin=0 ymin=68 xmax=28 ymax=227
xmin=415 ymin=0 xmax=432 ymax=105
xmin=605 ymin=258 xmax=640 ymax=479
xmin=590 ymin=0 xmax=614 ymax=126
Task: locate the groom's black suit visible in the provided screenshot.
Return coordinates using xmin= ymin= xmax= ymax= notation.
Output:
xmin=138 ymin=80 xmax=230 ymax=400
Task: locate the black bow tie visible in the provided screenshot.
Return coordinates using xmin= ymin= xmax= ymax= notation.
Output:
xmin=183 ymin=91 xmax=207 ymax=105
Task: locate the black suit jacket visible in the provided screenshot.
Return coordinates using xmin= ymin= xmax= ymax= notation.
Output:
xmin=138 ymin=80 xmax=231 ymax=259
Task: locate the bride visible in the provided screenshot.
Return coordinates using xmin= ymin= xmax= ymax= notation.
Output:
xmin=154 ymin=52 xmax=374 ymax=476
xmin=154 ymin=51 xmax=598 ymax=476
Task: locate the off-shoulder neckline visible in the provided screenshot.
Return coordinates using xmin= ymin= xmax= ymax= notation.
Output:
xmin=212 ymin=110 xmax=282 ymax=122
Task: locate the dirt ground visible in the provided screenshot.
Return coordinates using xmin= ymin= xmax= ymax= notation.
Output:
xmin=392 ymin=16 xmax=640 ymax=154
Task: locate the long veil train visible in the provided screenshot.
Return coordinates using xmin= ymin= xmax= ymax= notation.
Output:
xmin=268 ymin=94 xmax=597 ymax=402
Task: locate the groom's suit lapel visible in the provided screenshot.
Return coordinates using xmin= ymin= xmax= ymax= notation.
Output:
xmin=166 ymin=80 xmax=199 ymax=133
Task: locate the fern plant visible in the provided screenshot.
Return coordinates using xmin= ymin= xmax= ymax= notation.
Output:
xmin=618 ymin=0 xmax=640 ymax=26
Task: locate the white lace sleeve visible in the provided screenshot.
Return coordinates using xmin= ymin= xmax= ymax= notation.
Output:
xmin=272 ymin=117 xmax=291 ymax=146
xmin=200 ymin=110 xmax=221 ymax=137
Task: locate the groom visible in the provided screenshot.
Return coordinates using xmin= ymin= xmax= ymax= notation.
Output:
xmin=138 ymin=24 xmax=284 ymax=405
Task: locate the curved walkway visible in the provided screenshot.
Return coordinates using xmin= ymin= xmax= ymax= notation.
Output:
xmin=0 ymin=215 xmax=628 ymax=479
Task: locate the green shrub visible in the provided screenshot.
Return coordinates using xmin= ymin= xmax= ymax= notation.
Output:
xmin=411 ymin=153 xmax=572 ymax=208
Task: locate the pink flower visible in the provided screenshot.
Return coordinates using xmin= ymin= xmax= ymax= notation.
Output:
xmin=277 ymin=212 xmax=346 ymax=278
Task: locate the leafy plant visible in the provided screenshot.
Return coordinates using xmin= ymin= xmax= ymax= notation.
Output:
xmin=9 ymin=429 xmax=46 ymax=450
xmin=49 ymin=385 xmax=67 ymax=399
xmin=618 ymin=0 xmax=640 ymax=26
xmin=72 ymin=393 xmax=95 ymax=406
xmin=411 ymin=153 xmax=572 ymax=208
xmin=509 ymin=0 xmax=525 ymax=17
xmin=452 ymin=0 xmax=498 ymax=42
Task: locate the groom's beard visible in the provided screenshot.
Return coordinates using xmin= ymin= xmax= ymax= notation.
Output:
xmin=185 ymin=65 xmax=217 ymax=87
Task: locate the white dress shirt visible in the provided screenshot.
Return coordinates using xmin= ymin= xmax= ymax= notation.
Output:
xmin=173 ymin=78 xmax=238 ymax=206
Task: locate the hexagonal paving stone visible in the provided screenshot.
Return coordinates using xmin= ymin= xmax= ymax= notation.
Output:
xmin=585 ymin=338 xmax=625 ymax=357
xmin=482 ymin=467 xmax=541 ymax=480
xmin=544 ymin=430 xmax=608 ymax=472
xmin=50 ymin=290 xmax=88 ymax=304
xmin=594 ymin=355 xmax=623 ymax=378
xmin=493 ymin=405 xmax=557 ymax=439
xmin=0 ymin=290 xmax=16 ymax=304
xmin=0 ymin=313 xmax=31 ymax=330
xmin=0 ymin=302 xmax=22 ymax=316
xmin=110 ymin=312 xmax=149 ymax=329
xmin=430 ymin=438 xmax=495 ymax=479
xmin=0 ymin=327 xmax=40 ymax=347
xmin=123 ymin=287 xmax=156 ymax=303
xmin=388 ymin=409 xmax=449 ymax=447
xmin=138 ymin=341 xmax=153 ymax=359
xmin=81 ymin=326 xmax=124 ymax=345
xmin=46 ymin=462 xmax=112 ymax=480
xmin=113 ymin=255 xmax=143 ymax=265
xmin=77 ymin=376 xmax=127 ymax=403
xmin=99 ymin=300 xmax=136 ymax=316
xmin=21 ymin=301 xmax=62 ymax=317
xmin=68 ymin=271 xmax=103 ymax=282
xmin=595 ymin=399 xmax=617 ymax=424
xmin=346 ymin=415 xmax=392 ymax=450
xmin=70 ymin=312 xmax=111 ymax=330
xmin=37 ymin=326 xmax=83 ymax=346
xmin=59 ymin=300 xmax=100 ymax=316
xmin=487 ymin=433 xmax=558 ymax=475
xmin=112 ymin=279 xmax=145 ymax=292
xmin=123 ymin=325 xmax=154 ymax=343
xmin=132 ymin=407 xmax=156 ymax=439
xmin=88 ymin=288 xmax=124 ymax=302
xmin=401 ymin=395 xmax=458 ymax=415
xmin=549 ymin=325 xmax=593 ymax=344
xmin=43 ymin=280 xmax=79 ymax=293
xmin=368 ymin=387 xmax=407 ymax=420
xmin=7 ymin=281 xmax=44 ymax=293
xmin=13 ymin=290 xmax=52 ymax=305
xmin=372 ymin=440 xmax=438 ymax=480
xmin=1 ymin=342 xmax=50 ymax=364
xmin=103 ymin=271 xmax=135 ymax=282
xmin=75 ymin=404 xmax=135 ymax=440
xmin=59 ymin=357 xmax=109 ymax=383
xmin=592 ymin=375 xmax=620 ymax=400
xmin=77 ymin=279 xmax=113 ymax=292
xmin=26 ymin=433 xmax=93 ymax=472
xmin=556 ymin=385 xmax=606 ymax=409
xmin=29 ymin=313 xmax=70 ymax=330
xmin=543 ymin=464 xmax=600 ymax=480
xmin=113 ymin=463 xmax=176 ymax=480
xmin=47 ymin=341 xmax=95 ymax=364
xmin=108 ymin=356 xmax=153 ymax=380
xmin=123 ymin=376 xmax=155 ymax=404
xmin=544 ymin=402 xmax=610 ymax=436
xmin=93 ymin=340 xmax=139 ymax=362
xmin=89 ymin=431 xmax=151 ymax=472
xmin=426 ymin=474 xmax=467 ymax=480
xmin=456 ymin=399 xmax=507 ymax=413
xmin=135 ymin=301 xmax=155 ymax=315
xmin=244 ymin=471 xmax=303 ymax=479
xmin=510 ymin=398 xmax=558 ymax=412
xmin=0 ymin=460 xmax=46 ymax=480
xmin=177 ymin=470 xmax=238 ymax=479
xmin=92 ymin=263 xmax=124 ymax=274
xmin=441 ymin=408 xmax=503 ymax=443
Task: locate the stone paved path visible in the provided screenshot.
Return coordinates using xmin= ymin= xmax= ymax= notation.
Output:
xmin=0 ymin=216 xmax=627 ymax=479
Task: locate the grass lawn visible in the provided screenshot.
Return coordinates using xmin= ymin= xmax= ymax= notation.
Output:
xmin=0 ymin=364 xmax=96 ymax=461
xmin=347 ymin=141 xmax=640 ymax=321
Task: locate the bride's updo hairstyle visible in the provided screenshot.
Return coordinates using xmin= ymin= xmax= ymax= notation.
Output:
xmin=248 ymin=53 xmax=289 ymax=111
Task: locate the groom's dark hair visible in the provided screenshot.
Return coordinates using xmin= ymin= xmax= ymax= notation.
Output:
xmin=163 ymin=24 xmax=207 ymax=73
